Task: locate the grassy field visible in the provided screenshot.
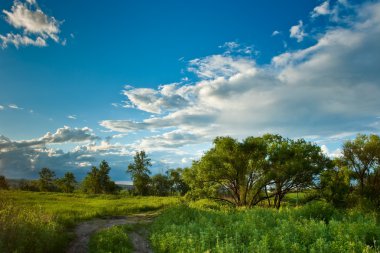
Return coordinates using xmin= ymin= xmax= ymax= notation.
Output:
xmin=2 ymin=190 xmax=380 ymax=253
xmin=0 ymin=190 xmax=179 ymax=253
xmin=150 ymin=201 xmax=380 ymax=253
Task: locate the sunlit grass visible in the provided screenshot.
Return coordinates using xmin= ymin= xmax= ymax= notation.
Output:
xmin=150 ymin=200 xmax=380 ymax=253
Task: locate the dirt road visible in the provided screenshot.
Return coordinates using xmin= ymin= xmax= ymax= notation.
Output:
xmin=67 ymin=213 xmax=155 ymax=253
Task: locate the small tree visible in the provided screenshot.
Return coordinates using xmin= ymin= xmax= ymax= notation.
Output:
xmin=38 ymin=168 xmax=56 ymax=192
xmin=0 ymin=175 xmax=9 ymax=190
xmin=82 ymin=161 xmax=117 ymax=194
xmin=127 ymin=151 xmax=152 ymax=195
xmin=82 ymin=166 xmax=101 ymax=194
xmin=57 ymin=172 xmax=77 ymax=193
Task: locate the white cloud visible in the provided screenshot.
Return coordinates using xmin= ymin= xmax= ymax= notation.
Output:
xmin=67 ymin=115 xmax=77 ymax=120
xmin=0 ymin=0 xmax=62 ymax=48
xmin=8 ymin=104 xmax=23 ymax=110
xmin=321 ymin=145 xmax=342 ymax=158
xmin=290 ymin=20 xmax=307 ymax=42
xmin=311 ymin=1 xmax=331 ymax=18
xmin=0 ymin=105 xmax=4 ymax=110
xmin=0 ymin=33 xmax=46 ymax=48
xmin=102 ymin=1 xmax=380 ymax=153
xmin=272 ymin=30 xmax=280 ymax=36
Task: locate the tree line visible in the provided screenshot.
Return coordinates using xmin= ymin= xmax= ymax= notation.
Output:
xmin=0 ymin=154 xmax=189 ymax=196
xmin=1 ymin=133 xmax=379 ymax=209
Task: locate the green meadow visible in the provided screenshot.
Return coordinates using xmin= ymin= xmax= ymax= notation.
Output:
xmin=1 ymin=190 xmax=380 ymax=253
xmin=0 ymin=190 xmax=178 ymax=253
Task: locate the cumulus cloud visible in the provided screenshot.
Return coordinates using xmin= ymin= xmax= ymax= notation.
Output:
xmin=0 ymin=0 xmax=62 ymax=48
xmin=123 ymin=83 xmax=189 ymax=114
xmin=102 ymin=1 xmax=380 ymax=153
xmin=290 ymin=20 xmax=307 ymax=42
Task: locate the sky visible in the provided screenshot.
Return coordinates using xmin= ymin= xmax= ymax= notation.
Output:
xmin=0 ymin=0 xmax=380 ymax=181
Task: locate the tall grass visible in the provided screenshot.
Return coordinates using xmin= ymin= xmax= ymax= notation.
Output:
xmin=0 ymin=190 xmax=178 ymax=253
xmin=150 ymin=201 xmax=380 ymax=253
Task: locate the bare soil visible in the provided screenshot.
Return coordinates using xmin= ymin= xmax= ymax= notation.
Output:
xmin=66 ymin=213 xmax=156 ymax=253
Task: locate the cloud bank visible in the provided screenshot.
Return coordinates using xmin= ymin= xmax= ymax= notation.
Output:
xmin=101 ymin=1 xmax=380 ymax=153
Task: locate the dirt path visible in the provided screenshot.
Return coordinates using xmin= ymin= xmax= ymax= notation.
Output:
xmin=66 ymin=213 xmax=156 ymax=253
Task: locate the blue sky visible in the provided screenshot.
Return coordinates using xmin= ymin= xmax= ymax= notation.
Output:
xmin=1 ymin=0 xmax=379 ymax=181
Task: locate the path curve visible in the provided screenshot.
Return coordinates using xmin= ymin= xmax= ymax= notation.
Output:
xmin=66 ymin=214 xmax=156 ymax=253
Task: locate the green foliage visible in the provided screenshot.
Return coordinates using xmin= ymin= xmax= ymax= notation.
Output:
xmin=320 ymin=161 xmax=351 ymax=208
xmin=342 ymin=134 xmax=380 ymax=197
xmin=150 ymin=203 xmax=380 ymax=253
xmin=82 ymin=160 xmax=118 ymax=194
xmin=0 ymin=175 xmax=9 ymax=190
xmin=89 ymin=225 xmax=133 ymax=253
xmin=56 ymin=172 xmax=77 ymax=193
xmin=167 ymin=168 xmax=189 ymax=196
xmin=127 ymin=151 xmax=152 ymax=195
xmin=151 ymin=173 xmax=171 ymax=196
xmin=185 ymin=134 xmax=331 ymax=208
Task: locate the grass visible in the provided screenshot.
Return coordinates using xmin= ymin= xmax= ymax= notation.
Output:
xmin=0 ymin=190 xmax=179 ymax=253
xmin=89 ymin=224 xmax=134 ymax=253
xmin=150 ymin=200 xmax=380 ymax=253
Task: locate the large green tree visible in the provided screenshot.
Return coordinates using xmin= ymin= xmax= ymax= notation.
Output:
xmin=185 ymin=134 xmax=331 ymax=208
xmin=264 ymin=135 xmax=331 ymax=208
xmin=127 ymin=151 xmax=152 ymax=195
xmin=185 ymin=136 xmax=269 ymax=207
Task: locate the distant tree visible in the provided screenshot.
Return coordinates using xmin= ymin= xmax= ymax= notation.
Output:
xmin=38 ymin=168 xmax=57 ymax=191
xmin=151 ymin=173 xmax=171 ymax=196
xmin=342 ymin=134 xmax=380 ymax=197
xmin=0 ymin=175 xmax=9 ymax=190
xmin=168 ymin=168 xmax=189 ymax=196
xmin=82 ymin=161 xmax=117 ymax=194
xmin=98 ymin=160 xmax=117 ymax=193
xmin=56 ymin=172 xmax=77 ymax=193
xmin=82 ymin=166 xmax=101 ymax=194
xmin=18 ymin=179 xmax=39 ymax=191
xmin=127 ymin=151 xmax=152 ymax=195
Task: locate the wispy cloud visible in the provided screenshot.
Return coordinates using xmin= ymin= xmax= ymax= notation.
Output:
xmin=8 ymin=104 xmax=23 ymax=110
xmin=67 ymin=115 xmax=77 ymax=120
